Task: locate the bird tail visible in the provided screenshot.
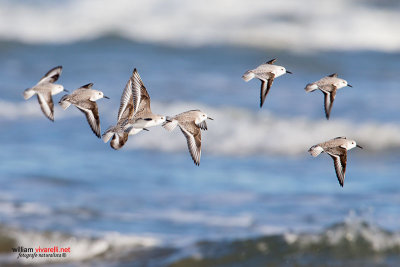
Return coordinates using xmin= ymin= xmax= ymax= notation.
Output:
xmin=242 ymin=71 xmax=255 ymax=82
xmin=23 ymin=88 xmax=35 ymax=100
xmin=305 ymin=83 xmax=318 ymax=92
xmin=308 ymin=145 xmax=324 ymax=157
xmin=58 ymin=95 xmax=71 ymax=110
xmin=162 ymin=118 xmax=178 ymax=132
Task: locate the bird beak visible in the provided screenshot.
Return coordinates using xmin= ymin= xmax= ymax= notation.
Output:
xmin=63 ymin=89 xmax=69 ymax=92
xmin=208 ymin=117 xmax=214 ymax=120
xmin=356 ymin=144 xmax=363 ymax=149
xmin=104 ymin=96 xmax=110 ymax=99
xmin=347 ymin=84 xmax=353 ymax=88
xmin=166 ymin=119 xmax=172 ymax=122
xmin=286 ymin=70 xmax=293 ymax=74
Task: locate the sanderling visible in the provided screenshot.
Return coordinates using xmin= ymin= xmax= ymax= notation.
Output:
xmin=102 ymin=70 xmax=149 ymax=150
xmin=122 ymin=69 xmax=167 ymax=134
xmin=242 ymin=59 xmax=292 ymax=108
xmin=308 ymin=137 xmax=362 ymax=187
xmin=23 ymin=66 xmax=67 ymax=121
xmin=58 ymin=83 xmax=109 ymax=138
xmin=162 ymin=110 xmax=213 ymax=166
xmin=305 ymin=73 xmax=352 ymax=119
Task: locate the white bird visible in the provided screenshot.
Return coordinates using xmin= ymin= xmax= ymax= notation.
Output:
xmin=58 ymin=83 xmax=109 ymax=138
xmin=102 ymin=70 xmax=149 ymax=150
xmin=308 ymin=137 xmax=362 ymax=187
xmin=242 ymin=59 xmax=292 ymax=108
xmin=162 ymin=110 xmax=213 ymax=166
xmin=23 ymin=66 xmax=67 ymax=121
xmin=305 ymin=73 xmax=352 ymax=119
xmin=122 ymin=69 xmax=167 ymax=134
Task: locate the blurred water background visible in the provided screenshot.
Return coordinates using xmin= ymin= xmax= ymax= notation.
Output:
xmin=0 ymin=0 xmax=399 ymax=266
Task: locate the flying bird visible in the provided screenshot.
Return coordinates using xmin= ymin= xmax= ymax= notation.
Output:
xmin=308 ymin=136 xmax=362 ymax=187
xmin=162 ymin=110 xmax=213 ymax=166
xmin=23 ymin=66 xmax=67 ymax=121
xmin=103 ymin=70 xmax=149 ymax=150
xmin=59 ymin=83 xmax=109 ymax=138
xmin=121 ymin=69 xmax=167 ymax=135
xmin=305 ymin=73 xmax=352 ymax=119
xmin=242 ymin=59 xmax=292 ymax=108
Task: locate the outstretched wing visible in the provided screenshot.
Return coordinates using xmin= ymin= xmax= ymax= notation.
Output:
xmin=37 ymin=92 xmax=54 ymax=121
xmin=259 ymin=73 xmax=275 ymax=108
xmin=322 ymin=88 xmax=336 ymax=120
xmin=326 ymin=147 xmax=347 ymax=187
xmin=76 ymin=101 xmax=101 ymax=138
xmin=179 ymin=121 xmax=202 ymax=166
xmin=37 ymin=66 xmax=62 ymax=85
xmin=131 ymin=69 xmax=151 ymax=116
xmin=118 ymin=76 xmax=134 ymax=121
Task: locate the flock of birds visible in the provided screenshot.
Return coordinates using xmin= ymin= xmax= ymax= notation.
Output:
xmin=23 ymin=66 xmax=212 ymax=166
xmin=23 ymin=59 xmax=362 ymax=187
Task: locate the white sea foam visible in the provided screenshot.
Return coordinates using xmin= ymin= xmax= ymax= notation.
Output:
xmin=284 ymin=211 xmax=400 ymax=252
xmin=124 ymin=101 xmax=400 ymax=156
xmin=0 ymin=226 xmax=160 ymax=264
xmin=112 ymin=209 xmax=254 ymax=228
xmin=0 ymin=0 xmax=399 ymax=52
xmin=0 ymin=100 xmax=77 ymax=120
xmin=2 ymin=99 xmax=400 ymax=156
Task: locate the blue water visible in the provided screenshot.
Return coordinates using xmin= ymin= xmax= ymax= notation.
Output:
xmin=0 ymin=37 xmax=399 ymax=266
xmin=0 ymin=0 xmax=399 ymax=265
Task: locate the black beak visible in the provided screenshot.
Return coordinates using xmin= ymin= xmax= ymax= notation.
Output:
xmin=143 ymin=128 xmax=149 ymax=131
xmin=286 ymin=70 xmax=293 ymax=74
xmin=208 ymin=117 xmax=214 ymax=120
xmin=356 ymin=144 xmax=363 ymax=149
xmin=63 ymin=89 xmax=69 ymax=92
xmin=104 ymin=96 xmax=110 ymax=99
xmin=166 ymin=119 xmax=172 ymax=122
xmin=347 ymin=84 xmax=353 ymax=88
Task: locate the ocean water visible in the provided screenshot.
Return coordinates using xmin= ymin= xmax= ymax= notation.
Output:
xmin=0 ymin=0 xmax=400 ymax=266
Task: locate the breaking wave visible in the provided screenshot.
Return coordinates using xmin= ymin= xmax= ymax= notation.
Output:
xmin=0 ymin=0 xmax=399 ymax=52
xmin=1 ymin=99 xmax=400 ymax=156
xmin=1 ymin=217 xmax=399 ymax=266
xmin=124 ymin=102 xmax=400 ymax=156
xmin=0 ymin=225 xmax=161 ymax=265
xmin=171 ymin=219 xmax=400 ymax=266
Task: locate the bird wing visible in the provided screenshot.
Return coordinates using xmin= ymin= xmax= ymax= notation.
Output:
xmin=131 ymin=69 xmax=152 ymax=116
xmin=37 ymin=66 xmax=62 ymax=85
xmin=259 ymin=73 xmax=275 ymax=108
xmin=118 ymin=76 xmax=134 ymax=121
xmin=179 ymin=121 xmax=202 ymax=166
xmin=322 ymin=87 xmax=337 ymax=120
xmin=76 ymin=101 xmax=101 ymax=138
xmin=37 ymin=92 xmax=54 ymax=121
xmin=266 ymin=59 xmax=277 ymax=64
xmin=78 ymin=83 xmax=94 ymax=89
xmin=196 ymin=120 xmax=208 ymax=131
xmin=326 ymin=147 xmax=347 ymax=187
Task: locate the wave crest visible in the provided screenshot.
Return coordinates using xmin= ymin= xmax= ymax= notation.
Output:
xmin=0 ymin=0 xmax=399 ymax=51
xmin=125 ymin=102 xmax=400 ymax=156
